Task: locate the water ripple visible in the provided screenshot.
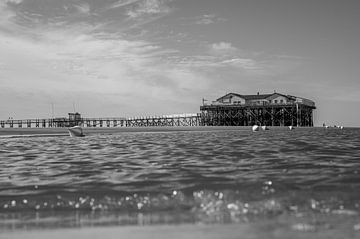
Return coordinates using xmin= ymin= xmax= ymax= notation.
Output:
xmin=0 ymin=128 xmax=359 ymax=228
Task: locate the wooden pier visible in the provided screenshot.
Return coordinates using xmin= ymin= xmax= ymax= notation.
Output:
xmin=0 ymin=114 xmax=202 ymax=129
xmin=0 ymin=92 xmax=316 ymax=129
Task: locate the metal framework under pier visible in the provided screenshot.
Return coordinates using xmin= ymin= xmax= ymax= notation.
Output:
xmin=200 ymin=103 xmax=315 ymax=127
xmin=125 ymin=115 xmax=200 ymax=127
xmin=0 ymin=115 xmax=202 ymax=128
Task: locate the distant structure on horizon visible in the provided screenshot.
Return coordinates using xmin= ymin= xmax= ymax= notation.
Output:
xmin=1 ymin=92 xmax=315 ymax=128
xmin=200 ymin=92 xmax=316 ymax=127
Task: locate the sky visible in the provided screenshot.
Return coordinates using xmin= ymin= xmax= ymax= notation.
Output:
xmin=0 ymin=0 xmax=359 ymax=126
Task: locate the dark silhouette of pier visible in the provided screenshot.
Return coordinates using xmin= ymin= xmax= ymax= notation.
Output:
xmin=0 ymin=92 xmax=316 ymax=128
xmin=0 ymin=113 xmax=202 ymax=128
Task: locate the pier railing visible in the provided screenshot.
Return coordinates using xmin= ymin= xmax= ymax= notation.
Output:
xmin=0 ymin=114 xmax=203 ymax=128
xmin=205 ymin=101 xmax=316 ymax=108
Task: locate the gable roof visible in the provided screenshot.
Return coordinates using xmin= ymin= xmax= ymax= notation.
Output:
xmin=216 ymin=93 xmax=245 ymax=101
xmin=216 ymin=92 xmax=299 ymax=102
xmin=242 ymin=94 xmax=273 ymax=100
xmin=266 ymin=93 xmax=294 ymax=101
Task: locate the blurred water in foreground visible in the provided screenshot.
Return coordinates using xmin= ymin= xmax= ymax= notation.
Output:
xmin=0 ymin=127 xmax=359 ymax=238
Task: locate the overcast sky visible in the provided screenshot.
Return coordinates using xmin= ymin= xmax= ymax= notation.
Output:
xmin=0 ymin=0 xmax=359 ymax=126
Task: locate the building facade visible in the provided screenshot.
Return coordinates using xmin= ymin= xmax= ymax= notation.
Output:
xmin=200 ymin=92 xmax=316 ymax=127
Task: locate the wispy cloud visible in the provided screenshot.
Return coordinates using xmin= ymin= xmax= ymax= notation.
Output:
xmin=73 ymin=2 xmax=90 ymax=15
xmin=109 ymin=0 xmax=142 ymax=9
xmin=209 ymin=41 xmax=238 ymax=56
xmin=0 ymin=0 xmax=17 ymax=20
xmin=0 ymin=0 xmax=307 ymax=118
xmin=221 ymin=58 xmax=262 ymax=71
xmin=4 ymin=0 xmax=23 ymax=4
xmin=126 ymin=0 xmax=173 ymax=18
xmin=166 ymin=55 xmax=265 ymax=74
xmin=195 ymin=14 xmax=226 ymax=25
xmin=0 ymin=1 xmax=203 ymax=117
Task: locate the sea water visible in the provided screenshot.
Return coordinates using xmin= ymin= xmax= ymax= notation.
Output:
xmin=0 ymin=127 xmax=359 ymax=238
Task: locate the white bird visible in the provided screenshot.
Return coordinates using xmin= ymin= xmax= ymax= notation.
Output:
xmin=289 ymin=126 xmax=294 ymax=130
xmin=252 ymin=125 xmax=260 ymax=132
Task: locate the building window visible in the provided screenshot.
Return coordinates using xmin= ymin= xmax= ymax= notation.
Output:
xmin=274 ymin=100 xmax=278 ymax=103
xmin=280 ymin=99 xmax=283 ymax=103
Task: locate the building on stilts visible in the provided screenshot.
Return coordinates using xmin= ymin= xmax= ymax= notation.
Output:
xmin=200 ymin=92 xmax=315 ymax=127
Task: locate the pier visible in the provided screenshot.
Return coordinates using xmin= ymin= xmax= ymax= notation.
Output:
xmin=0 ymin=92 xmax=316 ymax=128
xmin=0 ymin=114 xmax=202 ymax=129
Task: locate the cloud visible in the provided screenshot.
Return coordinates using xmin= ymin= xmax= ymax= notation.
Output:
xmin=211 ymin=42 xmax=236 ymax=51
xmin=126 ymin=0 xmax=172 ymax=18
xmin=0 ymin=13 xmax=205 ymax=117
xmin=4 ymin=0 xmax=23 ymax=4
xmin=221 ymin=58 xmax=262 ymax=71
xmin=109 ymin=0 xmax=141 ymax=9
xmin=209 ymin=41 xmax=238 ymax=56
xmin=0 ymin=0 xmax=18 ymax=29
xmin=196 ymin=14 xmax=215 ymax=25
xmin=195 ymin=14 xmax=226 ymax=25
xmin=166 ymin=55 xmax=265 ymax=74
xmin=0 ymin=0 xmax=307 ymax=119
xmin=0 ymin=1 xmax=181 ymax=100
xmin=74 ymin=2 xmax=90 ymax=15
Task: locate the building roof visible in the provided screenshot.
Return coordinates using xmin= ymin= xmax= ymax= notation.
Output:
xmin=215 ymin=92 xmax=314 ymax=103
xmin=216 ymin=93 xmax=245 ymax=101
xmin=242 ymin=94 xmax=273 ymax=100
xmin=216 ymin=92 xmax=291 ymax=101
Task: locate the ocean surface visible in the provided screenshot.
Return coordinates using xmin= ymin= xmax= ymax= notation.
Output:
xmin=0 ymin=127 xmax=359 ymax=238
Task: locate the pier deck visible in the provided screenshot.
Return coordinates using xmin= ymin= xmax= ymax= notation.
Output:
xmin=0 ymin=115 xmax=202 ymax=129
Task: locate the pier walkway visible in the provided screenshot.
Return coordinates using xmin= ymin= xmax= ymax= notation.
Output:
xmin=0 ymin=114 xmax=202 ymax=128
